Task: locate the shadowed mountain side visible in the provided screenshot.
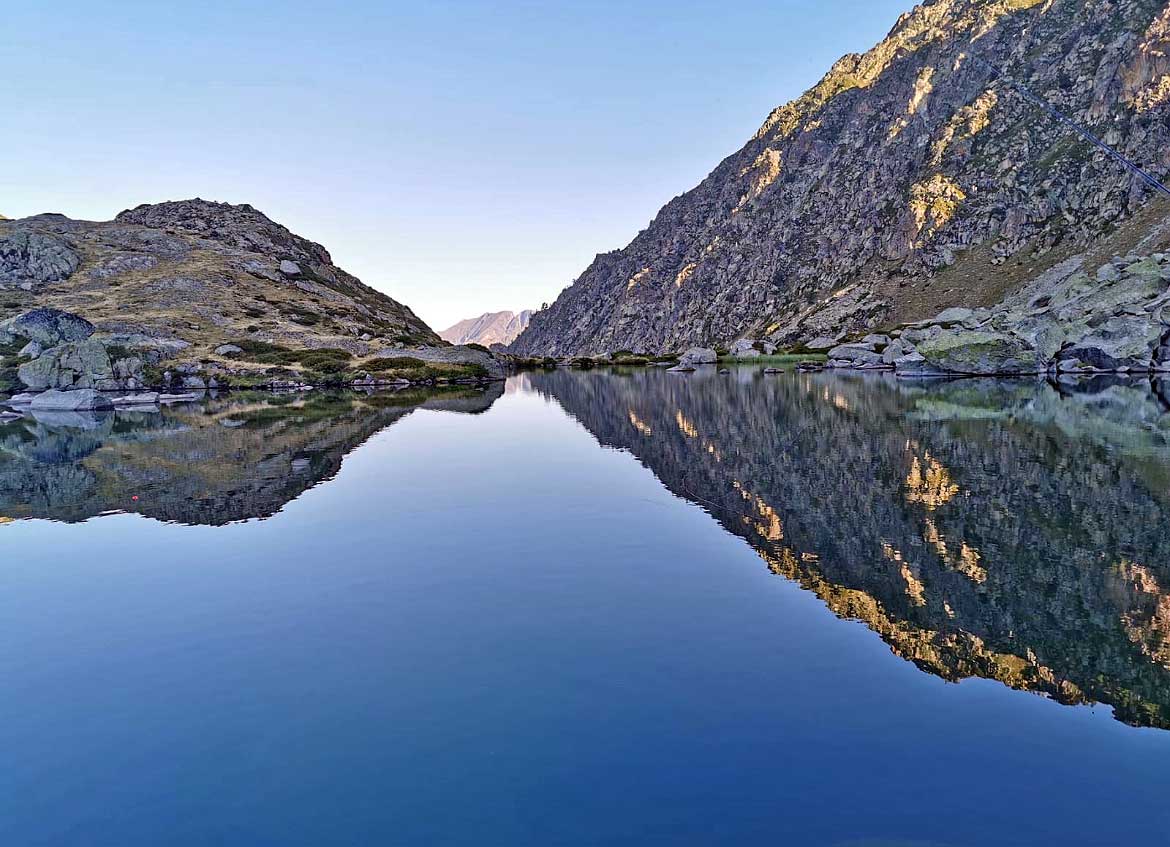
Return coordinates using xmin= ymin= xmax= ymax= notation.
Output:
xmin=0 ymin=385 xmax=503 ymax=526
xmin=529 ymin=367 xmax=1170 ymax=729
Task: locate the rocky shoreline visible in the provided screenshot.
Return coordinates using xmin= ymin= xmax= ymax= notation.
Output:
xmin=0 ymin=307 xmax=507 ymax=413
xmin=795 ymin=251 xmax=1170 ymax=378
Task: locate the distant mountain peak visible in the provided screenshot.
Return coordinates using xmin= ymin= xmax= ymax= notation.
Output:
xmin=439 ymin=309 xmax=532 ymax=346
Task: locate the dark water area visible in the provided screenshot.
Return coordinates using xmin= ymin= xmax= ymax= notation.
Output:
xmin=2 ymin=370 xmax=1170 ymax=845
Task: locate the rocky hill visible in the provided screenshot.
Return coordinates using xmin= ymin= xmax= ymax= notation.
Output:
xmin=513 ymin=0 xmax=1170 ymax=356
xmin=0 ymin=200 xmax=506 ymax=396
xmin=439 ymin=309 xmax=532 ymax=346
xmin=0 ymin=199 xmax=438 ymax=353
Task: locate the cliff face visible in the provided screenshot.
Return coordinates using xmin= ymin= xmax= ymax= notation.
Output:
xmin=513 ymin=0 xmax=1170 ymax=356
xmin=439 ymin=310 xmax=532 ymax=346
xmin=0 ymin=199 xmax=439 ymax=358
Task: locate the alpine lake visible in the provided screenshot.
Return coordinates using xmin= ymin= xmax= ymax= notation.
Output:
xmin=3 ymin=364 xmax=1170 ymax=845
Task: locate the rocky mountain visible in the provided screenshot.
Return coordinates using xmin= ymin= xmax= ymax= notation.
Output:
xmin=513 ymin=0 xmax=1170 ymax=356
xmin=0 ymin=199 xmax=439 ymax=356
xmin=439 ymin=309 xmax=532 ymax=346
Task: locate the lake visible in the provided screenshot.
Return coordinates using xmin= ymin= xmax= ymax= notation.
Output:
xmin=3 ymin=367 xmax=1170 ymax=846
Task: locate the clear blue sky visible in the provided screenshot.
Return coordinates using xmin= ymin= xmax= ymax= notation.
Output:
xmin=4 ymin=0 xmax=912 ymax=330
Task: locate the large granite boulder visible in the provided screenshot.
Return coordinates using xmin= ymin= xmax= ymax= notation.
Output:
xmin=916 ymin=331 xmax=1042 ymax=375
xmin=29 ymin=389 xmax=114 ymax=412
xmin=4 ymin=308 xmax=95 ymax=346
xmin=18 ymin=339 xmax=113 ymax=390
xmin=0 ymin=230 xmax=81 ymax=284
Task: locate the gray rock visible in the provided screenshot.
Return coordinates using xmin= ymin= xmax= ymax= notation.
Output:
xmin=679 ymin=347 xmax=718 ymax=366
xmin=667 ymin=364 xmax=696 ymax=373
xmin=279 ymin=260 xmax=302 ymax=277
xmin=110 ymin=392 xmax=160 ymax=407
xmin=1096 ymin=264 xmax=1122 ymax=283
xmin=181 ymin=376 xmax=207 ymax=390
xmin=7 ymin=308 xmax=95 ymax=346
xmin=3 ymin=392 xmax=38 ymax=406
xmin=729 ymin=339 xmax=761 ymax=358
xmin=18 ymin=339 xmax=113 ymax=390
xmin=0 ymin=229 xmax=81 ymax=284
xmin=827 ymin=344 xmax=885 ymax=366
xmin=29 ymin=389 xmax=114 ymax=411
xmin=18 ymin=340 xmax=42 ymax=359
xmin=933 ymin=307 xmax=975 ymax=325
xmin=917 ymin=331 xmax=1042 ymax=374
xmin=214 ymin=344 xmax=243 ymax=356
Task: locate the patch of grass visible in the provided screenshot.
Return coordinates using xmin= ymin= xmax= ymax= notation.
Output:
xmin=365 ymin=357 xmax=427 ymax=371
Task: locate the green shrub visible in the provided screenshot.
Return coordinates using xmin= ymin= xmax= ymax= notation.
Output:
xmin=365 ymin=356 xmax=427 ymax=371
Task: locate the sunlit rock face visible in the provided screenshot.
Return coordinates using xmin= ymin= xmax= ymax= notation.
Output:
xmin=513 ymin=0 xmax=1170 ymax=356
xmin=530 ymin=367 xmax=1170 ymax=729
xmin=0 ymin=386 xmax=502 ymax=526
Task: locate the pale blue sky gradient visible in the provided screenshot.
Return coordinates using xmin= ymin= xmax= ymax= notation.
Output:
xmin=4 ymin=1 xmax=912 ymax=329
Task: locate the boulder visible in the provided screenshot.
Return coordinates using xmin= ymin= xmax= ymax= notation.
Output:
xmin=2 ymin=392 xmax=38 ymax=407
xmin=181 ymin=376 xmax=207 ymax=390
xmin=279 ymin=260 xmax=302 ymax=277
xmin=679 ymin=347 xmax=718 ymax=366
xmin=916 ymin=330 xmax=1042 ymax=374
xmin=667 ymin=364 xmax=696 ymax=373
xmin=5 ymin=308 xmax=94 ymax=346
xmin=0 ymin=230 xmax=81 ymax=284
xmin=729 ymin=339 xmax=761 ymax=358
xmin=214 ymin=344 xmax=244 ymax=356
xmin=18 ymin=339 xmax=113 ymax=390
xmin=826 ymin=344 xmax=885 ymax=366
xmin=18 ymin=340 xmax=42 ymax=359
xmin=29 ymin=389 xmax=114 ymax=411
xmin=932 ymin=307 xmax=975 ymax=325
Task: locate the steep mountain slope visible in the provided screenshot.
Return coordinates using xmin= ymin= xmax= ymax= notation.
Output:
xmin=439 ymin=309 xmax=532 ymax=346
xmin=0 ymin=199 xmax=439 ymax=357
xmin=513 ymin=0 xmax=1170 ymax=356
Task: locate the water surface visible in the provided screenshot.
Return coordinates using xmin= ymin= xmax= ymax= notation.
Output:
xmin=3 ymin=370 xmax=1170 ymax=846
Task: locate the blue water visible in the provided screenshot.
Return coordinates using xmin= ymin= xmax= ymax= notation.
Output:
xmin=2 ymin=372 xmax=1170 ymax=845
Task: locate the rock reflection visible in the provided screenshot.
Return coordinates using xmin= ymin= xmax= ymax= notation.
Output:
xmin=530 ymin=367 xmax=1170 ymax=730
xmin=0 ymin=385 xmax=503 ymax=526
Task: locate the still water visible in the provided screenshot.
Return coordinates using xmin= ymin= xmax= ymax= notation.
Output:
xmin=3 ymin=368 xmax=1170 ymax=845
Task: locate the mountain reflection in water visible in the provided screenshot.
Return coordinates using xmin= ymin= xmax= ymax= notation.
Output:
xmin=0 ymin=385 xmax=503 ymax=526
xmin=5 ymin=369 xmax=1170 ymax=731
xmin=526 ymin=367 xmax=1170 ymax=730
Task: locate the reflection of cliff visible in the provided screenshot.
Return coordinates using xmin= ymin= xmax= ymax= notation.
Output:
xmin=0 ymin=385 xmax=502 ymax=526
xmin=532 ymin=369 xmax=1170 ymax=730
